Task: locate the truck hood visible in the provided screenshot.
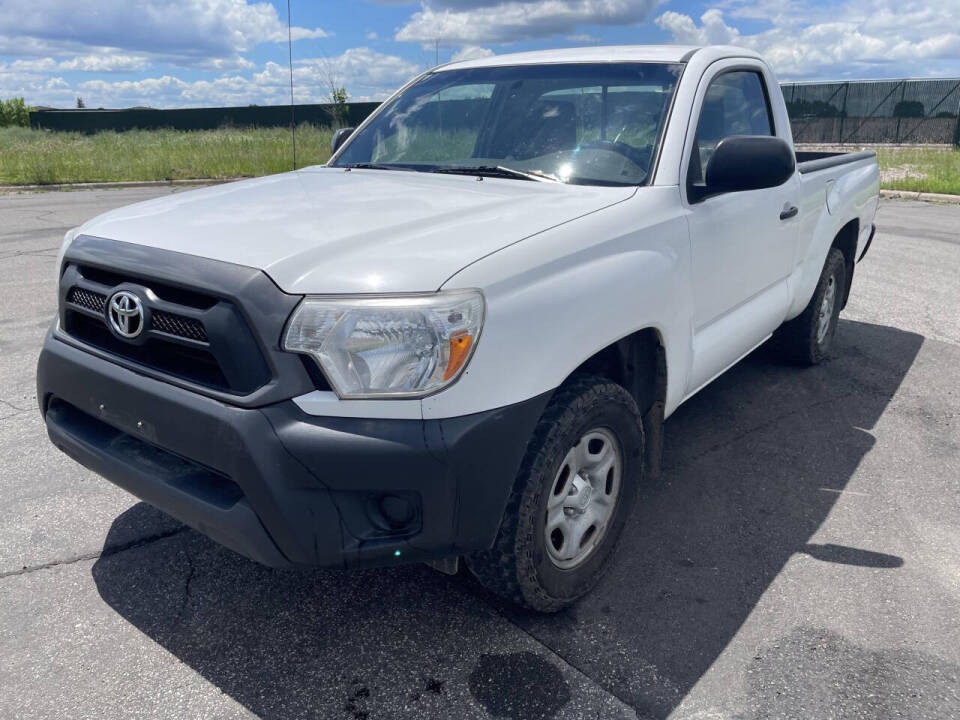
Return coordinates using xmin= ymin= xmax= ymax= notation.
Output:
xmin=78 ymin=167 xmax=635 ymax=294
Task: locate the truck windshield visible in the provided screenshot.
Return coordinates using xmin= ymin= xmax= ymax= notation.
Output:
xmin=332 ymin=62 xmax=684 ymax=187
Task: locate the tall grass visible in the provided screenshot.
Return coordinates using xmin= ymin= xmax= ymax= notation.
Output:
xmin=875 ymin=146 xmax=960 ymax=195
xmin=2 ymin=125 xmax=959 ymax=195
xmin=0 ymin=125 xmax=333 ymax=185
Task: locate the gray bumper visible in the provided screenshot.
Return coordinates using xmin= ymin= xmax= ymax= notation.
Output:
xmin=38 ymin=331 xmax=549 ymax=569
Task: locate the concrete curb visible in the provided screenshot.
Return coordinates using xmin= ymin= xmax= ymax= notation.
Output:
xmin=880 ymin=189 xmax=960 ymax=204
xmin=0 ymin=178 xmax=243 ymax=194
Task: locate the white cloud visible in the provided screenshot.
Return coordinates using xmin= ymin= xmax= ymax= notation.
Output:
xmin=451 ymin=45 xmax=495 ymax=61
xmin=0 ymin=0 xmax=329 ymax=68
xmin=395 ymin=0 xmax=661 ymax=44
xmin=60 ymin=54 xmax=152 ymax=72
xmin=655 ymin=9 xmax=740 ymax=46
xmin=656 ymin=0 xmax=960 ymax=79
xmin=291 ymin=48 xmax=421 ymax=96
xmin=10 ymin=54 xmax=150 ymax=73
xmin=1 ymin=48 xmax=421 ymax=108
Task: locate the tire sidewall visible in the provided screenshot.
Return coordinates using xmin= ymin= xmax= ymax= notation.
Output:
xmin=811 ymin=250 xmax=847 ymax=360
xmin=519 ymin=385 xmax=644 ymax=604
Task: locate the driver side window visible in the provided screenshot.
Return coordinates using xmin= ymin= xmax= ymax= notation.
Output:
xmin=688 ymin=70 xmax=774 ymax=189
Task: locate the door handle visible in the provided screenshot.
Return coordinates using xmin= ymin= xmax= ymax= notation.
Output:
xmin=780 ymin=205 xmax=799 ymax=221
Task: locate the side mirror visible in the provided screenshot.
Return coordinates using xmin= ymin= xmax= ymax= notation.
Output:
xmin=330 ymin=127 xmax=355 ymax=155
xmin=704 ymin=135 xmax=795 ymax=195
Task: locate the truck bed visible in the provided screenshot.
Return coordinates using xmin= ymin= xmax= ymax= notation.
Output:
xmin=796 ymin=149 xmax=877 ymax=174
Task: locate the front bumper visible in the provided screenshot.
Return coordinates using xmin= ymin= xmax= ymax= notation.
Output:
xmin=37 ymin=330 xmax=549 ymax=568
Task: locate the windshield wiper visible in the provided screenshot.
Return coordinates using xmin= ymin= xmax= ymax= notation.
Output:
xmin=428 ymin=165 xmax=560 ymax=183
xmin=341 ymin=162 xmax=408 ymax=171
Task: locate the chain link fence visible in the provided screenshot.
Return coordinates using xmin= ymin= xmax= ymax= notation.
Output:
xmin=782 ymin=78 xmax=960 ymax=146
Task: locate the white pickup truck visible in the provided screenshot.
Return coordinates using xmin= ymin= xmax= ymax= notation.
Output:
xmin=38 ymin=45 xmax=878 ymax=611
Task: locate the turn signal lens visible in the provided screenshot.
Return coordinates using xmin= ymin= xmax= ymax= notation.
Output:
xmin=443 ymin=331 xmax=474 ymax=381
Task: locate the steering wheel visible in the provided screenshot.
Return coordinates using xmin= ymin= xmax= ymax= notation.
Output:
xmin=577 ymin=140 xmax=651 ymax=169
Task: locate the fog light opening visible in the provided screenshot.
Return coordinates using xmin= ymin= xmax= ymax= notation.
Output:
xmin=379 ymin=494 xmax=414 ymax=528
xmin=364 ymin=492 xmax=419 ymax=536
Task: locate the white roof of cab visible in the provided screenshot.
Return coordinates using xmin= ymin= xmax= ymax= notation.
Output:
xmin=438 ymin=45 xmax=761 ymax=71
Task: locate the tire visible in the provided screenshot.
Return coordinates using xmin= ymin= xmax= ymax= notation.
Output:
xmin=775 ymin=248 xmax=847 ymax=365
xmin=466 ymin=375 xmax=644 ymax=612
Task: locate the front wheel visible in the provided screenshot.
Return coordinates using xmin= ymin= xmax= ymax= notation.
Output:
xmin=466 ymin=376 xmax=644 ymax=612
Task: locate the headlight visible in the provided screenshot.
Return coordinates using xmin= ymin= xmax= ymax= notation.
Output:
xmin=282 ymin=290 xmax=484 ymax=399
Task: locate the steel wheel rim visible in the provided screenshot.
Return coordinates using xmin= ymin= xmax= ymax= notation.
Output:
xmin=544 ymin=428 xmax=622 ymax=570
xmin=816 ymin=274 xmax=837 ymax=344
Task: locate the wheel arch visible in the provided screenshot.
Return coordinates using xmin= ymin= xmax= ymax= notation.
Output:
xmin=566 ymin=326 xmax=667 ymax=480
xmin=831 ymin=218 xmax=859 ymax=309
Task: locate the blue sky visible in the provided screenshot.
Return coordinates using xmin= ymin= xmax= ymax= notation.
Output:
xmin=1 ymin=0 xmax=959 ymax=108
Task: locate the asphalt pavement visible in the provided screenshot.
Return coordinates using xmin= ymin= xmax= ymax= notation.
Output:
xmin=0 ymin=188 xmax=958 ymax=719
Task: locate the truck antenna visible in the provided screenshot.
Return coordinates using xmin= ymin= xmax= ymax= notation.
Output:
xmin=286 ymin=0 xmax=297 ymax=170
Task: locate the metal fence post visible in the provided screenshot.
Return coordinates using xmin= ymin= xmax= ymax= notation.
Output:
xmin=895 ymin=79 xmax=907 ymax=143
xmin=838 ymin=82 xmax=849 ymax=144
xmin=955 ymin=94 xmax=960 ymax=148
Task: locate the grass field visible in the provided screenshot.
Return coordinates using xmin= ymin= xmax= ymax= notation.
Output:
xmin=1 ymin=126 xmax=959 ymax=194
xmin=875 ymin=146 xmax=960 ymax=195
xmin=0 ymin=126 xmax=332 ymax=185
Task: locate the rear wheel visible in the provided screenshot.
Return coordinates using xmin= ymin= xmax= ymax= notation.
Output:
xmin=775 ymin=248 xmax=847 ymax=365
xmin=466 ymin=375 xmax=644 ymax=612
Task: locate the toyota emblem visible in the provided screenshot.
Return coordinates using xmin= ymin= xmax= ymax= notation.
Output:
xmin=107 ymin=290 xmax=144 ymax=338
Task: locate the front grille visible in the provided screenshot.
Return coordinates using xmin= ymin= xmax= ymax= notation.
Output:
xmin=152 ymin=310 xmax=208 ymax=342
xmin=60 ymin=262 xmax=271 ymax=395
xmin=77 ymin=265 xmax=217 ymax=309
xmin=67 ymin=287 xmax=106 ymax=313
xmin=66 ymin=312 xmax=230 ymax=390
xmin=65 ymin=285 xmax=209 ymax=344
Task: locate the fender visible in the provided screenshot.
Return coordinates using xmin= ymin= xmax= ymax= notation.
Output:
xmin=427 ymin=186 xmax=693 ymax=420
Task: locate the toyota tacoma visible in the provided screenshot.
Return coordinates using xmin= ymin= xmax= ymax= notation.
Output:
xmin=37 ymin=45 xmax=879 ymax=611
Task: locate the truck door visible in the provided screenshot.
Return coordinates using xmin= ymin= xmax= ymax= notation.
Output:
xmin=683 ymin=62 xmax=800 ymax=396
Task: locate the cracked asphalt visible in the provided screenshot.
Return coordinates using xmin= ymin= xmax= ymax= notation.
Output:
xmin=1 ymin=188 xmax=958 ymax=719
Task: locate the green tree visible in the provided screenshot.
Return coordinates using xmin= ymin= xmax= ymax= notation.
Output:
xmin=76 ymin=96 xmax=86 ymax=109
xmin=330 ymin=86 xmax=350 ymax=127
xmin=0 ymin=97 xmax=32 ymax=127
xmin=319 ymin=57 xmax=351 ymax=128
